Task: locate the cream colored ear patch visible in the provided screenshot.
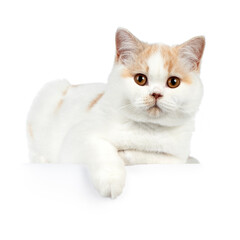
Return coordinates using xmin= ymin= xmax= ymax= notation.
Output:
xmin=120 ymin=43 xmax=192 ymax=84
xmin=160 ymin=45 xmax=192 ymax=84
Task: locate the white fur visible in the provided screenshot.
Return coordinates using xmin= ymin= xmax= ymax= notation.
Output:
xmin=27 ymin=36 xmax=203 ymax=198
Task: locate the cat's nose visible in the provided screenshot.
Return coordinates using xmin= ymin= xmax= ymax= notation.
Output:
xmin=151 ymin=93 xmax=163 ymax=100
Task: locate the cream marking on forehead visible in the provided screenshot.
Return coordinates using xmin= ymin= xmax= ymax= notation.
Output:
xmin=147 ymin=48 xmax=168 ymax=82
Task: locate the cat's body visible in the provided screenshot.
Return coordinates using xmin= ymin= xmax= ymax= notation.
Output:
xmin=27 ymin=28 xmax=205 ymax=198
xmin=27 ymin=80 xmax=191 ymax=164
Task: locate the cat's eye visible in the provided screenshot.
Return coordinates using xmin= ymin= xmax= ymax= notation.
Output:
xmin=134 ymin=73 xmax=148 ymax=86
xmin=167 ymin=76 xmax=181 ymax=88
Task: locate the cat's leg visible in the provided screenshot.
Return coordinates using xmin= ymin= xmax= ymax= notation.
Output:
xmin=60 ymin=137 xmax=126 ymax=199
xmin=118 ymin=150 xmax=187 ymax=165
xmin=84 ymin=139 xmax=126 ymax=198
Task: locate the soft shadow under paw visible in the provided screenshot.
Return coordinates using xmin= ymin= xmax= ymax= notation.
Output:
xmin=187 ymin=156 xmax=199 ymax=164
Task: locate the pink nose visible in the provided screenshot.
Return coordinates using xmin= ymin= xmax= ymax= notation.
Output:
xmin=151 ymin=93 xmax=163 ymax=100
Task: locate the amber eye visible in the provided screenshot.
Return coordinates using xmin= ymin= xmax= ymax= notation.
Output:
xmin=167 ymin=76 xmax=181 ymax=88
xmin=134 ymin=73 xmax=148 ymax=86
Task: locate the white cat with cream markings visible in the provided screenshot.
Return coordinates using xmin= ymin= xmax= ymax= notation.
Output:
xmin=27 ymin=28 xmax=205 ymax=198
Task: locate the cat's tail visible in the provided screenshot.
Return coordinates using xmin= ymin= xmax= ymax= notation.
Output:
xmin=27 ymin=79 xmax=71 ymax=163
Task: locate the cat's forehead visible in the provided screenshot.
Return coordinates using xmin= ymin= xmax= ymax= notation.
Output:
xmin=147 ymin=48 xmax=167 ymax=78
xmin=123 ymin=44 xmax=184 ymax=77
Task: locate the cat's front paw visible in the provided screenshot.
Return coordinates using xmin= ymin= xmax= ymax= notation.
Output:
xmin=91 ymin=165 xmax=126 ymax=199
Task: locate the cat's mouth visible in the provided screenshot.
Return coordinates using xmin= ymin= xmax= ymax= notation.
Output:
xmin=148 ymin=102 xmax=161 ymax=110
xmin=149 ymin=105 xmax=161 ymax=111
xmin=147 ymin=104 xmax=162 ymax=116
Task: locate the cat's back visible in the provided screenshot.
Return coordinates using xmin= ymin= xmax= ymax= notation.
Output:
xmin=27 ymin=79 xmax=106 ymax=162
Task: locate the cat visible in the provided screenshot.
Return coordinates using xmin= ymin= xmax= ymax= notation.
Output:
xmin=27 ymin=28 xmax=205 ymax=198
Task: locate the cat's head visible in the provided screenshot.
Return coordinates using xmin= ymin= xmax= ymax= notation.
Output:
xmin=109 ymin=28 xmax=205 ymax=126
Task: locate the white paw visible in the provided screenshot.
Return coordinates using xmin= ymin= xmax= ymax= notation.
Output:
xmin=91 ymin=166 xmax=126 ymax=199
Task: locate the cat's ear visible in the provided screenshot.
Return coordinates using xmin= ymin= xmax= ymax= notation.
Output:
xmin=115 ymin=28 xmax=144 ymax=65
xmin=178 ymin=36 xmax=205 ymax=71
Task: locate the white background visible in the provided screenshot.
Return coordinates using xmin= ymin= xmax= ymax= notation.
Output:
xmin=0 ymin=0 xmax=239 ymax=239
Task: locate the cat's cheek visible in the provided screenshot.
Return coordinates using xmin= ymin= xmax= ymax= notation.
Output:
xmin=121 ymin=80 xmax=140 ymax=106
